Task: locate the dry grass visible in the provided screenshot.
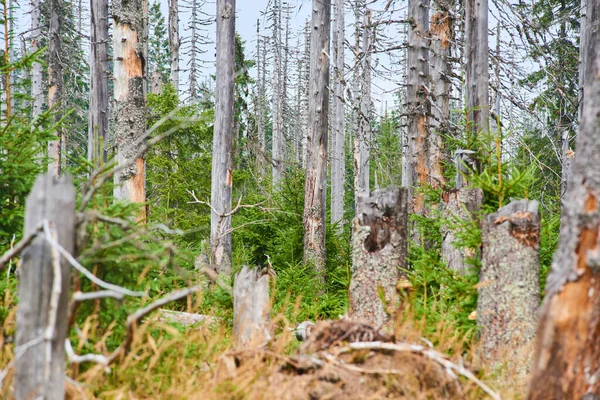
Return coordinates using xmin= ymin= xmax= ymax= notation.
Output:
xmin=0 ymin=292 xmax=531 ymax=399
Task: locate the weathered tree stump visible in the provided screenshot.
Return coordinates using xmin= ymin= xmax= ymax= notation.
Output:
xmin=349 ymin=187 xmax=409 ymax=327
xmin=233 ymin=266 xmax=271 ymax=348
xmin=477 ymin=199 xmax=540 ymax=365
xmin=15 ymin=174 xmax=75 ymax=400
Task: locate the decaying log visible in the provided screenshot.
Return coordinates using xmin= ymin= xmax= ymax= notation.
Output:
xmin=233 ymin=266 xmax=271 ymax=348
xmin=477 ymin=200 xmax=540 ymax=366
xmin=349 ymin=187 xmax=409 ymax=326
xmin=15 ymin=174 xmax=75 ymax=400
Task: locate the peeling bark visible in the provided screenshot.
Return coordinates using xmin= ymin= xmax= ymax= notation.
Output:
xmin=529 ymin=39 xmax=600 ymax=398
xmin=210 ymin=0 xmax=235 ymax=275
xmin=350 ymin=187 xmax=409 ymax=327
xmin=303 ymin=0 xmax=331 ymax=278
xmin=478 ymin=200 xmax=540 ymax=368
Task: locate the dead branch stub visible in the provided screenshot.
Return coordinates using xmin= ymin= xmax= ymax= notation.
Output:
xmin=15 ymin=173 xmax=75 ymax=400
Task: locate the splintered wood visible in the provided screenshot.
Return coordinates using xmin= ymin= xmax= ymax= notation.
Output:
xmin=233 ymin=266 xmax=271 ymax=348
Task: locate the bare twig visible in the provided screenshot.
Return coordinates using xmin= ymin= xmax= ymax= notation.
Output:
xmin=65 ymin=339 xmax=109 ymax=366
xmin=0 ymin=220 xmax=45 ymax=269
xmin=72 ymin=290 xmax=125 ymax=302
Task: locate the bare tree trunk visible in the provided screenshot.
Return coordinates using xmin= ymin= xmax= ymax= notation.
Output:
xmin=112 ymin=0 xmax=147 ymax=211
xmin=560 ymin=129 xmax=573 ymax=199
xmin=331 ymin=0 xmax=345 ymax=226
xmin=168 ymin=0 xmax=180 ymax=91
xmin=88 ymin=0 xmax=109 ymax=165
xmin=47 ymin=0 xmax=63 ymax=176
xmin=478 ymin=200 xmax=540 ymax=368
xmin=210 ymin=0 xmax=235 ymax=275
xmin=405 ymin=0 xmax=430 ymax=214
xmin=256 ymin=20 xmax=265 ymax=159
xmin=528 ymin=31 xmax=600 ymax=400
xmin=303 ymin=0 xmax=331 ymax=278
xmin=188 ymin=0 xmax=198 ymax=101
xmin=30 ymin=0 xmax=43 ymax=122
xmin=578 ymin=0 xmax=599 ymax=122
xmin=350 ymin=187 xmax=408 ymax=326
xmin=15 ymin=174 xmax=75 ymax=400
xmin=301 ymin=19 xmax=310 ymax=167
xmin=465 ymin=0 xmax=489 ymax=137
xmin=233 ymin=266 xmax=271 ymax=348
xmin=271 ymin=0 xmax=283 ymax=185
xmin=354 ymin=9 xmax=371 ymax=203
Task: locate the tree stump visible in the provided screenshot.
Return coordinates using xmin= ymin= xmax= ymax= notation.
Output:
xmin=233 ymin=266 xmax=271 ymax=348
xmin=15 ymin=174 xmax=75 ymax=400
xmin=349 ymin=187 xmax=409 ymax=327
xmin=477 ymin=199 xmax=540 ymax=366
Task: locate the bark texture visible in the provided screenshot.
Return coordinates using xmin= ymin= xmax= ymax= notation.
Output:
xmin=271 ymin=0 xmax=283 ymax=185
xmin=330 ymin=0 xmax=345 ymax=227
xmin=233 ymin=266 xmax=271 ymax=348
xmin=354 ymin=9 xmax=371 ymax=202
xmin=578 ymin=0 xmax=599 ymax=120
xmin=406 ymin=0 xmax=431 ymax=213
xmin=528 ymin=36 xmax=600 ymax=399
xmin=210 ymin=0 xmax=235 ymax=275
xmin=465 ymin=0 xmax=489 ymax=136
xmin=168 ymin=0 xmax=180 ymax=90
xmin=47 ymin=0 xmax=63 ymax=176
xmin=478 ymin=200 xmax=540 ymax=366
xmin=350 ymin=187 xmax=409 ymax=327
xmin=302 ymin=0 xmax=330 ymax=277
xmin=112 ymin=0 xmax=147 ymax=209
xmin=88 ymin=0 xmax=109 ymax=165
xmin=15 ymin=174 xmax=75 ymax=400
xmin=30 ymin=0 xmax=42 ymax=122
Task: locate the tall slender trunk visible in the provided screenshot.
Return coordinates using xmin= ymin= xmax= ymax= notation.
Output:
xmin=354 ymin=9 xmax=371 ymax=202
xmin=529 ymin=28 xmax=600 ymax=399
xmin=168 ymin=0 xmax=179 ymax=91
xmin=47 ymin=0 xmax=63 ymax=176
xmin=88 ymin=0 xmax=109 ymax=165
xmin=256 ymin=20 xmax=265 ymax=157
xmin=331 ymin=0 xmax=345 ymax=226
xmin=3 ymin=0 xmax=11 ymax=119
xmin=271 ymin=0 xmax=282 ymax=185
xmin=30 ymin=0 xmax=42 ymax=122
xmin=112 ymin=0 xmax=148 ymax=211
xmin=303 ymin=0 xmax=331 ymax=278
xmin=301 ymin=19 xmax=310 ymax=167
xmin=406 ymin=0 xmax=431 ymax=214
xmin=210 ymin=0 xmax=235 ymax=275
xmin=465 ymin=0 xmax=489 ymax=139
xmin=578 ymin=0 xmax=599 ymax=123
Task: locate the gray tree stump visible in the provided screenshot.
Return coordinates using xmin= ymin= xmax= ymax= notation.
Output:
xmin=477 ymin=199 xmax=540 ymax=365
xmin=233 ymin=266 xmax=271 ymax=348
xmin=349 ymin=187 xmax=409 ymax=327
xmin=15 ymin=174 xmax=75 ymax=400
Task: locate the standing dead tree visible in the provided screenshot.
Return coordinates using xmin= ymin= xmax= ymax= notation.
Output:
xmin=302 ymin=0 xmax=331 ymax=278
xmin=233 ymin=266 xmax=271 ymax=348
xmin=350 ymin=187 xmax=409 ymax=327
xmin=477 ymin=200 xmax=540 ymax=368
xmin=14 ymin=174 xmax=75 ymax=400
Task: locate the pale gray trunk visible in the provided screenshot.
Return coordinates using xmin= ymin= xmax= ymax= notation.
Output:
xmin=233 ymin=266 xmax=271 ymax=348
xmin=477 ymin=200 xmax=540 ymax=368
xmin=529 ymin=28 xmax=600 ymax=398
xmin=295 ymin=40 xmax=304 ymax=165
xmin=281 ymin=3 xmax=290 ymax=158
xmin=189 ymin=0 xmax=198 ymax=100
xmin=560 ymin=129 xmax=573 ymax=199
xmin=271 ymin=0 xmax=283 ymax=185
xmin=351 ymin=0 xmax=361 ymax=183
xmin=301 ymin=19 xmax=310 ymax=167
xmin=303 ymin=0 xmax=330 ymax=278
xmin=256 ymin=20 xmax=265 ymax=156
xmin=405 ymin=0 xmax=430 ymax=214
xmin=15 ymin=174 xmax=75 ymax=400
xmin=465 ymin=0 xmax=489 ymax=137
xmin=30 ymin=0 xmax=43 ymax=121
xmin=350 ymin=187 xmax=408 ymax=327
xmin=112 ymin=0 xmax=147 ymax=208
xmin=47 ymin=0 xmax=63 ymax=176
xmin=168 ymin=0 xmax=180 ymax=91
xmin=331 ymin=0 xmax=345 ymax=226
xmin=88 ymin=0 xmax=109 ymax=165
xmin=578 ymin=0 xmax=599 ymax=123
xmin=354 ymin=9 xmax=371 ymax=203
xmin=210 ymin=0 xmax=235 ymax=275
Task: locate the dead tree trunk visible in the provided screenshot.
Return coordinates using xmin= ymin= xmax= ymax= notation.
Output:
xmin=330 ymin=0 xmax=345 ymax=227
xmin=578 ymin=0 xmax=599 ymax=121
xmin=465 ymin=0 xmax=489 ymax=137
xmin=256 ymin=20 xmax=265 ymax=162
xmin=350 ymin=187 xmax=409 ymax=327
xmin=210 ymin=0 xmax=235 ymax=275
xmin=112 ymin=0 xmax=147 ymax=209
xmin=233 ymin=266 xmax=271 ymax=348
xmin=528 ymin=32 xmax=600 ymax=400
xmin=168 ymin=0 xmax=180 ymax=91
xmin=406 ymin=0 xmax=431 ymax=214
xmin=15 ymin=174 xmax=75 ymax=400
xmin=88 ymin=0 xmax=109 ymax=165
xmin=441 ymin=151 xmax=483 ymax=275
xmin=47 ymin=0 xmax=63 ymax=176
xmin=354 ymin=9 xmax=371 ymax=202
xmin=271 ymin=0 xmax=283 ymax=185
xmin=477 ymin=200 xmax=540 ymax=367
xmin=302 ymin=0 xmax=331 ymax=278
xmin=30 ymin=0 xmax=43 ymax=123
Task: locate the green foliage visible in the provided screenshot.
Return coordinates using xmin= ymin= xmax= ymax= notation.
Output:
xmin=148 ymin=0 xmax=171 ymax=82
